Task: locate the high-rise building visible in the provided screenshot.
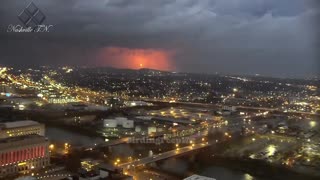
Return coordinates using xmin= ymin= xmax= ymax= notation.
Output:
xmin=0 ymin=135 xmax=50 ymax=177
xmin=0 ymin=120 xmax=45 ymax=139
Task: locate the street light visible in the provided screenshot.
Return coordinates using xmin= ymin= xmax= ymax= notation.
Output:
xmin=49 ymin=144 xmax=54 ymax=150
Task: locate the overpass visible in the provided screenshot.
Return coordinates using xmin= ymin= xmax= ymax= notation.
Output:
xmin=119 ymin=142 xmax=211 ymax=169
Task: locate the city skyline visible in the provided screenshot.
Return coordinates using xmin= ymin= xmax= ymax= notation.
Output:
xmin=0 ymin=0 xmax=319 ymax=78
xmin=1 ymin=1 xmax=320 ymax=179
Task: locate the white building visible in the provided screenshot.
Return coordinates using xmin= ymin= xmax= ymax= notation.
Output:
xmin=222 ymin=106 xmax=237 ymax=112
xmin=148 ymin=127 xmax=157 ymax=135
xmin=0 ymin=121 xmax=45 ymax=139
xmin=103 ymin=117 xmax=134 ymax=129
xmin=104 ymin=119 xmax=118 ymax=128
xmin=124 ymin=101 xmax=152 ymax=107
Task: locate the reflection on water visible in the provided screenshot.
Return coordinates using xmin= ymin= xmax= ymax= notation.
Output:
xmin=160 ymin=158 xmax=189 ymax=175
xmin=109 ymin=144 xmax=135 ymax=157
xmin=46 ymin=126 xmax=103 ymax=146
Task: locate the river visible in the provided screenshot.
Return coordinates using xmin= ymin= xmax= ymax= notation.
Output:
xmin=45 ymin=126 xmax=261 ymax=179
xmin=45 ymin=126 xmax=104 ymax=146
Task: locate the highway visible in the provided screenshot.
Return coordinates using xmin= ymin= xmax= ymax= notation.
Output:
xmin=144 ymin=99 xmax=320 ymax=117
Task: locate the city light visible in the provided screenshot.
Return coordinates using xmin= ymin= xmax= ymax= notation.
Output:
xmin=309 ymin=121 xmax=317 ymax=128
xmin=266 ymin=145 xmax=277 ymax=156
xmin=49 ymin=144 xmax=54 ymax=150
xmin=0 ymin=36 xmax=319 ymax=180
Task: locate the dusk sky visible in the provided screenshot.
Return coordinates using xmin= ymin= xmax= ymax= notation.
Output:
xmin=0 ymin=0 xmax=319 ymax=78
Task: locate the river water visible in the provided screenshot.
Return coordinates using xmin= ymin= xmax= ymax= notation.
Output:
xmin=45 ymin=126 xmax=104 ymax=146
xmin=45 ymin=126 xmax=260 ymax=180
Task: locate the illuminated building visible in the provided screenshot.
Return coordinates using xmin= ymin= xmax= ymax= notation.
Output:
xmin=104 ymin=117 xmax=134 ymax=129
xmin=104 ymin=97 xmax=123 ymax=108
xmin=81 ymin=158 xmax=100 ymax=171
xmin=222 ymin=106 xmax=237 ymax=112
xmin=0 ymin=121 xmax=45 ymax=139
xmin=0 ymin=135 xmax=50 ymax=177
xmin=148 ymin=126 xmax=157 ymax=135
xmin=47 ymin=96 xmax=77 ymax=104
xmin=124 ymin=100 xmax=151 ymax=107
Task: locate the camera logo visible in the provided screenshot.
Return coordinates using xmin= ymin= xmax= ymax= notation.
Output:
xmin=18 ymin=2 xmax=46 ymax=28
xmin=7 ymin=1 xmax=53 ymax=33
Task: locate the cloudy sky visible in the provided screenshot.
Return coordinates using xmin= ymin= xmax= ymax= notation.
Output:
xmin=0 ymin=0 xmax=319 ymax=78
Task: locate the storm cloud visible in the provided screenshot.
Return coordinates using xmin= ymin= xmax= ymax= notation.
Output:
xmin=0 ymin=0 xmax=319 ymax=78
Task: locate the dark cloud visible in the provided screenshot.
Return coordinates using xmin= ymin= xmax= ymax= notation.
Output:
xmin=0 ymin=0 xmax=318 ymax=78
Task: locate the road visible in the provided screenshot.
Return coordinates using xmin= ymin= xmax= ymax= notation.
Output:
xmin=144 ymin=99 xmax=320 ymax=117
xmin=119 ymin=142 xmax=211 ymax=169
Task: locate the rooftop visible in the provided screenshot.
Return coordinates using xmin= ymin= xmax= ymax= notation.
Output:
xmin=0 ymin=134 xmax=45 ymax=144
xmin=2 ymin=120 xmax=40 ymax=128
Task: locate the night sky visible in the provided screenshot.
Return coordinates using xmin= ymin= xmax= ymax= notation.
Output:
xmin=0 ymin=0 xmax=319 ymax=78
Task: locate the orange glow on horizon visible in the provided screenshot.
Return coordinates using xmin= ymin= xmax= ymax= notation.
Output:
xmin=95 ymin=47 xmax=175 ymax=71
